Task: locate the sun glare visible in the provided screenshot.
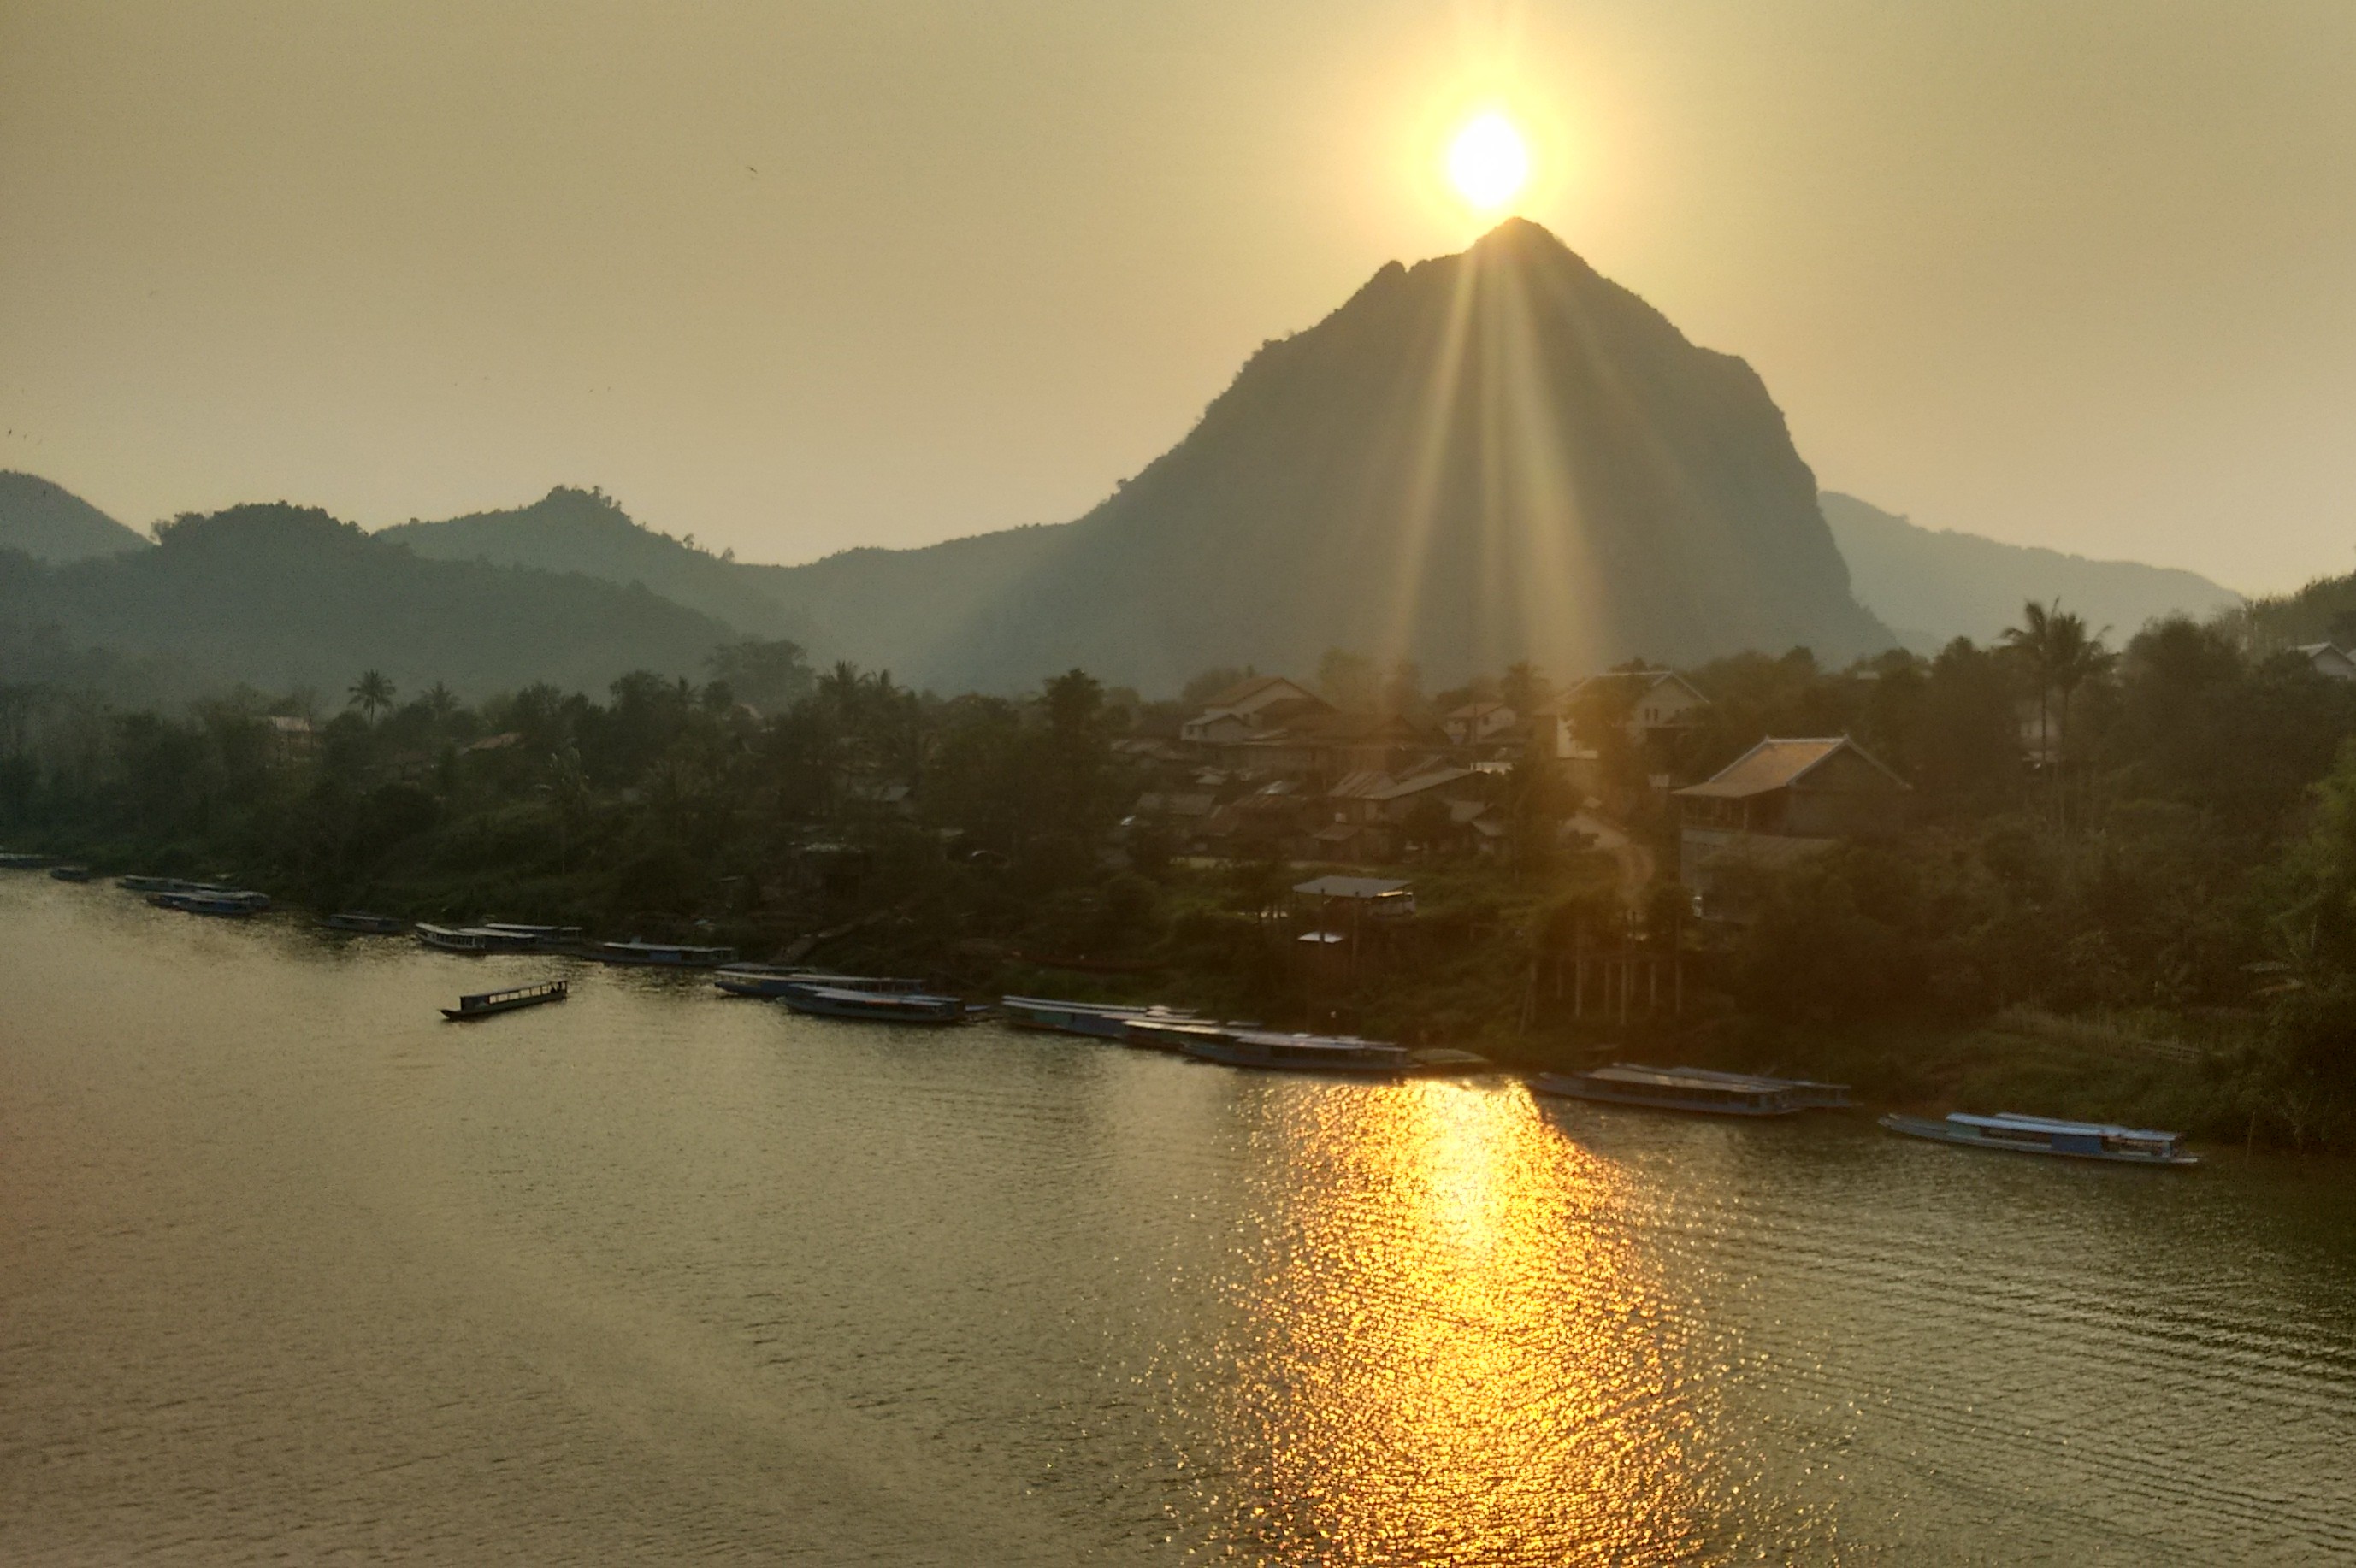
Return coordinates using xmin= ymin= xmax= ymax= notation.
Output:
xmin=1446 ymin=111 xmax=1530 ymax=211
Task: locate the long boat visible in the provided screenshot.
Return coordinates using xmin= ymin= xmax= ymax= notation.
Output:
xmin=325 ymin=911 xmax=410 ymax=934
xmin=478 ymin=922 xmax=583 ymax=951
xmin=593 ymin=939 xmax=741 ymax=968
xmin=0 ymin=852 xmax=55 ymax=869
xmin=49 ymin=864 xmax=92 ymax=882
xmin=777 ymin=985 xmax=970 ymax=1024
xmin=442 ymin=979 xmax=569 ymax=1021
xmin=416 ymin=923 xmax=498 ymax=953
xmin=714 ymin=964 xmax=928 ymax=999
xmin=147 ymin=889 xmax=269 ymax=917
xmin=1528 ymin=1064 xmax=1827 ymax=1117
xmin=1001 ymin=995 xmax=1201 ymax=1039
xmin=1881 ymin=1111 xmax=2199 ymax=1166
xmin=120 ymin=875 xmax=201 ymax=893
xmin=1143 ymin=1021 xmax=1414 ymax=1076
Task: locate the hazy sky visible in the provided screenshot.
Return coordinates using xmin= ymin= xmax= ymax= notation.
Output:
xmin=4 ymin=1 xmax=2353 ymax=591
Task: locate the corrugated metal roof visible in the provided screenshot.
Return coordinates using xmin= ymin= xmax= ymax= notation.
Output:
xmin=1292 ymin=875 xmax=1412 ymax=899
xmin=1674 ymin=736 xmax=1909 ymax=799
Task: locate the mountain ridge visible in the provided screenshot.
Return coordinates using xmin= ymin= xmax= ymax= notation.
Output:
xmin=0 ymin=471 xmax=151 ymax=563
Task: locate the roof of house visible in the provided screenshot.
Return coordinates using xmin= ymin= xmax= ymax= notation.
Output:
xmin=1292 ymin=875 xmax=1413 ymax=899
xmin=1326 ymin=765 xmax=1479 ymax=803
xmin=1445 ymin=700 xmax=1512 ymax=720
xmin=1674 ymin=736 xmax=1910 ymax=800
xmin=1201 ymin=675 xmax=1320 ymax=710
xmin=1567 ymin=669 xmax=1710 ymax=707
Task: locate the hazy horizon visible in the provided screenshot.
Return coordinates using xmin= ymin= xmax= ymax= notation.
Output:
xmin=5 ymin=2 xmax=2353 ymax=591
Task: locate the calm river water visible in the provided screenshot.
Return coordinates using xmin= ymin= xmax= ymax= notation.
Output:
xmin=3 ymin=875 xmax=2352 ymax=1564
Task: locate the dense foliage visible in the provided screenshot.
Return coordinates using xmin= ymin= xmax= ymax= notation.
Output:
xmin=7 ymin=606 xmax=2356 ymax=1147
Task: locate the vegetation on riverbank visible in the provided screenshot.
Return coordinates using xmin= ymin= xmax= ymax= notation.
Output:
xmin=6 ymin=610 xmax=2356 ymax=1149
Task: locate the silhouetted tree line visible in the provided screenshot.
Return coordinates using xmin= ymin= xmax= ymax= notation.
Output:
xmin=7 ymin=604 xmax=2356 ymax=1144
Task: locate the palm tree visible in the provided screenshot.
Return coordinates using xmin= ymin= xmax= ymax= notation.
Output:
xmin=421 ymin=681 xmax=459 ymax=725
xmin=347 ymin=669 xmax=396 ymax=725
xmin=2002 ymin=600 xmax=2111 ymax=829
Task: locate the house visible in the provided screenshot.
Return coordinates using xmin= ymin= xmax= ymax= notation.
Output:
xmin=1225 ymin=710 xmax=1441 ymax=781
xmin=1442 ymin=700 xmax=1518 ymax=747
xmin=1673 ymin=737 xmax=1910 ymax=914
xmin=1556 ymin=669 xmax=1710 ymax=755
xmin=1180 ymin=675 xmax=1331 ymax=746
xmin=2295 ymin=643 xmax=2356 ymax=682
xmin=1315 ymin=765 xmax=1493 ymax=860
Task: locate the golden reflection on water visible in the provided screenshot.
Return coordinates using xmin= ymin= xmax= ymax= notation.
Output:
xmin=1221 ymin=1081 xmax=1704 ymax=1564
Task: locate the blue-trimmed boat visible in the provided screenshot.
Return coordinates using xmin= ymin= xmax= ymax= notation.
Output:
xmin=1881 ymin=1111 xmax=2198 ymax=1165
xmin=777 ymin=986 xmax=971 ymax=1025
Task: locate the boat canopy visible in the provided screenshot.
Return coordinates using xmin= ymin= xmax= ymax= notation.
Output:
xmin=1950 ymin=1111 xmax=2182 ymax=1143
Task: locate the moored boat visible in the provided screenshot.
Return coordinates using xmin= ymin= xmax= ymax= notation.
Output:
xmin=714 ymin=964 xmax=927 ymax=999
xmin=778 ymin=985 xmax=970 ymax=1024
xmin=1528 ymin=1064 xmax=1822 ymax=1117
xmin=0 ymin=851 xmax=55 ymax=869
xmin=477 ymin=922 xmax=583 ymax=951
xmin=326 ymin=911 xmax=410 ymax=934
xmin=148 ymin=889 xmax=269 ymax=917
xmin=1001 ymin=995 xmax=1201 ymax=1039
xmin=416 ymin=923 xmax=497 ymax=953
xmin=49 ymin=864 xmax=92 ymax=882
xmin=441 ymin=979 xmax=569 ymax=1021
xmin=1163 ymin=1024 xmax=1414 ymax=1076
xmin=119 ymin=875 xmax=199 ymax=893
xmin=593 ymin=939 xmax=740 ymax=968
xmin=1881 ymin=1111 xmax=2199 ymax=1165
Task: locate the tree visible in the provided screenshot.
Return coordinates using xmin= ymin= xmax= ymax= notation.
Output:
xmin=706 ymin=638 xmax=814 ymax=714
xmin=1315 ymin=648 xmax=1379 ymax=713
xmin=347 ymin=669 xmax=396 ymax=725
xmin=2003 ymin=601 xmax=2111 ymax=828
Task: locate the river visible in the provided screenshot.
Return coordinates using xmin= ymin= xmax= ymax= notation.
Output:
xmin=3 ymin=875 xmax=2351 ymax=1564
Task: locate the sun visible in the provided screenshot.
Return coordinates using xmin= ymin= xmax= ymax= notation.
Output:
xmin=1446 ymin=111 xmax=1530 ymax=211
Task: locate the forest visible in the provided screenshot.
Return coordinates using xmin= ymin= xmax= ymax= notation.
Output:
xmin=5 ymin=607 xmax=2356 ymax=1150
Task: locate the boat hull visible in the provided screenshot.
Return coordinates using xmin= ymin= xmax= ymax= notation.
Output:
xmin=442 ymin=984 xmax=569 ymax=1022
xmin=778 ymin=988 xmax=966 ymax=1025
xmin=1529 ymin=1074 xmax=1802 ymax=1117
xmin=1880 ymin=1113 xmax=2199 ymax=1165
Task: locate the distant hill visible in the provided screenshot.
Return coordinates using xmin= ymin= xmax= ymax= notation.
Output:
xmin=1 ymin=504 xmax=737 ymax=699
xmin=0 ymin=472 xmax=150 ymax=563
xmin=852 ymin=219 xmax=1889 ymax=693
xmin=1822 ymin=492 xmax=2241 ymax=650
xmin=382 ymin=486 xmax=806 ymax=641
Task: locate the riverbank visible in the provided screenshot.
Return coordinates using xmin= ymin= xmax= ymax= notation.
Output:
xmin=6 ymin=841 xmax=2346 ymax=1152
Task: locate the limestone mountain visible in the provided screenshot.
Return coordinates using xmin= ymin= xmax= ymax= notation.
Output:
xmin=1821 ymin=492 xmax=2240 ymax=650
xmin=0 ymin=471 xmax=151 ymax=563
xmin=879 ymin=219 xmax=1892 ymax=692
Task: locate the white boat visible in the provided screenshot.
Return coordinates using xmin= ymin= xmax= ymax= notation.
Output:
xmin=1000 ymin=995 xmax=1200 ymax=1040
xmin=416 ymin=923 xmax=497 ymax=953
xmin=1881 ymin=1111 xmax=2198 ymax=1165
